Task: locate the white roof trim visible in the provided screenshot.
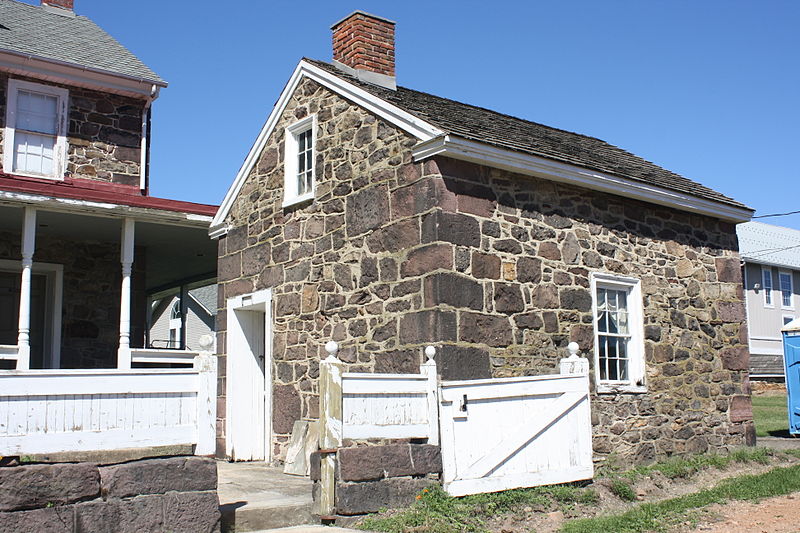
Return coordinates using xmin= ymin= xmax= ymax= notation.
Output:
xmin=209 ymin=59 xmax=443 ymax=237
xmin=0 ymin=189 xmax=212 ymax=228
xmin=0 ymin=50 xmax=164 ymax=99
xmin=412 ymin=135 xmax=753 ymax=223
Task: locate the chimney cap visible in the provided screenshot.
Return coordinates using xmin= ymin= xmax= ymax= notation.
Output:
xmin=331 ymin=10 xmax=395 ymax=30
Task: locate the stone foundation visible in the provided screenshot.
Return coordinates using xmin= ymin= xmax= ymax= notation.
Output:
xmin=0 ymin=456 xmax=220 ymax=533
xmin=311 ymin=442 xmax=441 ymax=516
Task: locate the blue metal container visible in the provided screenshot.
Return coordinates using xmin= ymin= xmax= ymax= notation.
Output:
xmin=782 ymin=318 xmax=800 ymax=434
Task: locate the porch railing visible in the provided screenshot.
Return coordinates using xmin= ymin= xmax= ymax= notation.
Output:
xmin=0 ymin=342 xmax=217 ymax=457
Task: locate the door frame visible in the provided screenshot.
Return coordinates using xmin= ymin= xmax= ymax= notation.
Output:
xmin=0 ymin=258 xmax=62 ymax=368
xmin=225 ymin=288 xmax=273 ymax=461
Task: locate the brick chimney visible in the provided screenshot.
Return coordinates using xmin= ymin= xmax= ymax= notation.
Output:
xmin=331 ymin=11 xmax=396 ymax=90
xmin=41 ymin=0 xmax=74 ymax=10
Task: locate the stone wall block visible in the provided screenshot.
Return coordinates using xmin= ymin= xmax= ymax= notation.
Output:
xmin=398 ymin=310 xmax=457 ymax=344
xmin=460 ymin=312 xmax=513 ymax=347
xmin=717 ymin=301 xmax=745 ymax=323
xmin=559 ymin=288 xmax=592 ymax=312
xmin=336 ymin=478 xmax=432 ymax=515
xmin=493 ymin=283 xmax=525 ymax=313
xmin=424 ymin=272 xmax=483 ymax=310
xmin=273 ymin=384 xmax=303 ymax=434
xmin=338 ymin=444 xmax=442 ymax=482
xmin=400 ymin=243 xmax=454 ymax=277
xmin=720 ymin=346 xmax=749 ymax=371
xmin=729 ymin=395 xmax=753 ymax=423
xmin=715 ymin=257 xmax=742 ymax=283
xmin=409 ymin=444 xmax=443 ymax=474
xmin=421 ymin=210 xmax=480 ymax=247
xmin=218 ymin=252 xmax=242 ymax=282
xmin=0 ymin=463 xmax=99 ymax=511
xmin=366 ymin=218 xmax=420 ymax=253
xmin=472 ymin=251 xmax=501 ymax=279
xmin=516 ymin=256 xmax=542 ymax=283
xmin=0 ymin=506 xmax=74 ymax=533
xmin=435 ymin=345 xmax=491 ymax=380
xmin=76 ymin=494 xmax=166 ymax=533
xmin=346 ymin=183 xmax=389 ymax=237
xmin=162 ymin=491 xmax=221 ymax=533
xmin=100 ymin=457 xmax=217 ymax=499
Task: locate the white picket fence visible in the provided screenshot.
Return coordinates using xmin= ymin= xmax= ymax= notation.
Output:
xmin=0 ymin=352 xmax=217 ymax=456
xmin=316 ymin=342 xmax=593 ymax=509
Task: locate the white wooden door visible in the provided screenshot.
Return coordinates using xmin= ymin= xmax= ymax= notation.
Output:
xmin=438 ymin=373 xmax=593 ymax=497
xmin=226 ymin=290 xmax=272 ymax=461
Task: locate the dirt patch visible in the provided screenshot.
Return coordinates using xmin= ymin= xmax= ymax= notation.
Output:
xmin=677 ymin=492 xmax=800 ymax=533
xmin=483 ymin=455 xmax=800 ymax=533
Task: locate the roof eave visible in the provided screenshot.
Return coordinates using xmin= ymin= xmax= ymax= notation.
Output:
xmin=0 ymin=189 xmax=212 ymax=228
xmin=0 ymin=48 xmax=166 ymax=99
xmin=413 ymin=135 xmax=754 ymax=224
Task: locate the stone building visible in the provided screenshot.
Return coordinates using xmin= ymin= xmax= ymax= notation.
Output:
xmin=0 ymin=0 xmax=217 ymax=370
xmin=211 ymin=11 xmax=755 ymax=463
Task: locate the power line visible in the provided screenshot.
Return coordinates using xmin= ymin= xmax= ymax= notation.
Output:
xmin=753 ymin=209 xmax=800 ymax=219
xmin=744 ymin=243 xmax=800 ymax=260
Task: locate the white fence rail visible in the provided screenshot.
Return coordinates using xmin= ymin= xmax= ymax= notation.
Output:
xmin=130 ymin=348 xmax=200 ymax=365
xmin=341 ymin=345 xmax=438 ymax=442
xmin=0 ymin=353 xmax=217 ymax=456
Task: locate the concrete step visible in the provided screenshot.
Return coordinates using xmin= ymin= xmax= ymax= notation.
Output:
xmin=218 ymin=461 xmax=316 ymax=533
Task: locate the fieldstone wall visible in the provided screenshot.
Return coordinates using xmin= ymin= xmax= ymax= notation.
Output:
xmin=0 ymin=230 xmax=147 ymax=368
xmin=0 ymin=73 xmax=144 ymax=186
xmin=0 ymin=456 xmax=220 ymax=533
xmin=310 ymin=443 xmax=441 ymax=515
xmin=217 ymin=76 xmax=753 ymax=463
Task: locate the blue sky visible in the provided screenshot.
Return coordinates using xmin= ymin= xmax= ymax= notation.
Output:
xmin=56 ymin=1 xmax=800 ymax=229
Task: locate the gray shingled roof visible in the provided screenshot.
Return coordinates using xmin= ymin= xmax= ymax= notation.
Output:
xmin=0 ymin=0 xmax=164 ymax=84
xmin=737 ymin=221 xmax=800 ymax=269
xmin=307 ymin=59 xmax=748 ymax=210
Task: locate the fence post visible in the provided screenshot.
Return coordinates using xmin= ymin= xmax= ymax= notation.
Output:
xmin=559 ymin=342 xmax=590 ymax=375
xmin=317 ymin=341 xmax=344 ymax=517
xmin=194 ymin=334 xmax=218 ymax=456
xmin=421 ymin=345 xmax=439 ymax=446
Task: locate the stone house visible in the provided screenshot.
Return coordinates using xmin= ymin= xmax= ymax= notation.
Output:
xmin=0 ymin=0 xmax=217 ymax=370
xmin=211 ymin=11 xmax=755 ymax=463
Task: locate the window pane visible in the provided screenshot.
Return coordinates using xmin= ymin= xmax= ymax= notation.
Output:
xmin=780 ymin=273 xmax=792 ymax=307
xmin=595 ymin=283 xmax=634 ymax=383
xmin=764 ymin=270 xmax=773 ymax=305
xmin=14 ymin=131 xmax=55 ymax=175
xmin=17 ymin=90 xmax=58 ymax=135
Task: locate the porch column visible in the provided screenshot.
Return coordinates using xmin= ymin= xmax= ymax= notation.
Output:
xmin=16 ymin=207 xmax=36 ymax=370
xmin=117 ymin=218 xmax=135 ymax=369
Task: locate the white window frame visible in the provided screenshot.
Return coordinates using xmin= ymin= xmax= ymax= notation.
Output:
xmin=762 ymin=267 xmax=774 ymax=308
xmin=590 ymin=272 xmax=646 ymax=394
xmin=4 ymin=79 xmax=69 ymax=180
xmin=282 ymin=114 xmax=317 ymax=207
xmin=779 ymin=270 xmax=794 ymax=310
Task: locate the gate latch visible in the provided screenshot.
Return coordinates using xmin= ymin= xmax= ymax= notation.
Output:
xmin=460 ymin=394 xmax=468 ymax=413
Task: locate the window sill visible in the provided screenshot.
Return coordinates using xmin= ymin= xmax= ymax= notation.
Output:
xmin=597 ymin=383 xmax=647 ymax=394
xmin=9 ymin=170 xmax=64 ymax=181
xmin=282 ymin=192 xmax=314 ymax=209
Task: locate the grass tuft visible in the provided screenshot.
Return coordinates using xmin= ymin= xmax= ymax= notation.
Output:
xmin=622 ymin=447 xmax=773 ymax=481
xmin=562 ymin=463 xmax=800 ymax=533
xmin=609 ymin=478 xmax=637 ymax=502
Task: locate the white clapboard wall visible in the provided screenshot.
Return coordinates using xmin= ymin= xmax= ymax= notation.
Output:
xmin=340 ymin=357 xmax=438 ymax=444
xmin=438 ymin=372 xmax=593 ymax=497
xmin=0 ymin=363 xmax=217 ymax=456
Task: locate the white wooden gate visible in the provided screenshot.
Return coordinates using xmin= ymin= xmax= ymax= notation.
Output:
xmin=438 ymin=370 xmax=593 ymax=497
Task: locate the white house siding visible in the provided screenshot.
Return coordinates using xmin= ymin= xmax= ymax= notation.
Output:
xmin=743 ymin=263 xmax=800 ymax=377
xmin=149 ymin=287 xmax=216 ymax=352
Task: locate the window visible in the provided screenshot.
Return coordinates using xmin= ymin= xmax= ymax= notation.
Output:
xmin=282 ymin=115 xmax=316 ymax=207
xmin=784 ymin=315 xmax=796 ymax=327
xmin=4 ymin=80 xmax=68 ymax=179
xmin=169 ymin=300 xmax=182 ymax=349
xmin=591 ymin=272 xmax=646 ymax=393
xmin=763 ymin=268 xmax=773 ymax=307
xmin=780 ymin=271 xmax=794 ymax=309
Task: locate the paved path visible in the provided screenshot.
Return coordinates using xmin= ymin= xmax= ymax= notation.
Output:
xmin=217 ymin=461 xmax=316 ymax=532
xmin=247 ymin=528 xmax=363 ymax=533
xmin=757 ymin=436 xmax=800 ymax=450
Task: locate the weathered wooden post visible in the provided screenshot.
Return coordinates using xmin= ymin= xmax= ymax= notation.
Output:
xmin=317 ymin=340 xmax=344 ymax=517
xmin=559 ymin=342 xmax=589 ymax=375
xmin=421 ymin=345 xmax=439 ymax=445
xmin=194 ymin=334 xmax=218 ymax=456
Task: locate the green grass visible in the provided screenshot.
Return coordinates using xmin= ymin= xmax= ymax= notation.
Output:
xmin=609 ymin=478 xmax=637 ymax=501
xmin=620 ymin=447 xmax=773 ymax=481
xmin=752 ymin=394 xmax=789 ymax=437
xmin=358 ymin=483 xmax=597 ymax=533
xmin=561 ymin=463 xmax=800 ymax=533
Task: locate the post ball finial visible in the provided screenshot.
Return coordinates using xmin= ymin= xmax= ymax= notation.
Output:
xmin=567 ymin=342 xmax=580 ymax=357
xmin=424 ymin=345 xmax=436 ymax=360
xmin=325 ymin=341 xmax=339 ymax=357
